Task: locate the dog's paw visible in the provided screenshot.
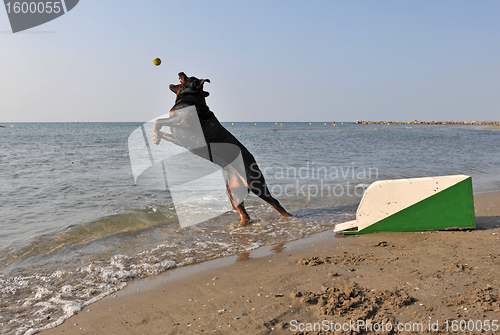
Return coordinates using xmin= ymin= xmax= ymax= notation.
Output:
xmin=239 ymin=218 xmax=252 ymax=227
xmin=151 ymin=132 xmax=161 ymax=145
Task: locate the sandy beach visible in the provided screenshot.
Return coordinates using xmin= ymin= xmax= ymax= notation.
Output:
xmin=485 ymin=125 xmax=500 ymax=130
xmin=41 ymin=191 xmax=500 ymax=335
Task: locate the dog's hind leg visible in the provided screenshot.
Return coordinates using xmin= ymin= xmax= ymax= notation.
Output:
xmin=233 ymin=200 xmax=250 ymax=226
xmin=247 ymin=163 xmax=292 ymax=218
xmin=255 ymin=187 xmax=292 ymax=218
xmin=224 ymin=168 xmax=250 ymax=225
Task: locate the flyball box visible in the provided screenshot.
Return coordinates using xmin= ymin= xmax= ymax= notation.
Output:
xmin=334 ymin=175 xmax=476 ymax=234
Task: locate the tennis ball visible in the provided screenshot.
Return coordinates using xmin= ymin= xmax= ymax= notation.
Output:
xmin=153 ymin=57 xmax=161 ymax=66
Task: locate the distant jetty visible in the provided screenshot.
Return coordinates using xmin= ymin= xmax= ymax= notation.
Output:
xmin=355 ymin=120 xmax=499 ymax=125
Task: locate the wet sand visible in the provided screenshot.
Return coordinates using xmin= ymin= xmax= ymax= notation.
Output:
xmin=41 ymin=191 xmax=500 ymax=335
xmin=485 ymin=125 xmax=500 ymax=130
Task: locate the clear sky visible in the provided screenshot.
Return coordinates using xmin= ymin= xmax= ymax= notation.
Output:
xmin=1 ymin=1 xmax=499 ymax=122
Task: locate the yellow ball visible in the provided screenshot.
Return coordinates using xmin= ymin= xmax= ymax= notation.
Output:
xmin=153 ymin=57 xmax=161 ymax=66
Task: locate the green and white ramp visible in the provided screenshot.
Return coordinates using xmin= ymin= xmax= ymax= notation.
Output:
xmin=334 ymin=175 xmax=476 ymax=234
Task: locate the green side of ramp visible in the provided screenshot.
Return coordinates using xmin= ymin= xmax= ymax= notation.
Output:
xmin=344 ymin=177 xmax=475 ymax=235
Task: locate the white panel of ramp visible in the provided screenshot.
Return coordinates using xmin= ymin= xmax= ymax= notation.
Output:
xmin=335 ymin=175 xmax=469 ymax=232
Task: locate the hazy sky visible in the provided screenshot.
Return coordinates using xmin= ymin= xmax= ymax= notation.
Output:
xmin=1 ymin=1 xmax=499 ymax=122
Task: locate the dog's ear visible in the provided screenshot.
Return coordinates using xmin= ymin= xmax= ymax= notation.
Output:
xmin=170 ymin=84 xmax=180 ymax=94
xmin=197 ymin=79 xmax=210 ymax=90
xmin=198 ymin=79 xmax=210 ymax=96
xmin=178 ymin=72 xmax=188 ymax=84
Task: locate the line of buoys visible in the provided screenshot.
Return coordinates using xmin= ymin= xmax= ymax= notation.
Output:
xmin=357 ymin=120 xmax=499 ymax=125
xmin=224 ymin=122 xmax=350 ymax=126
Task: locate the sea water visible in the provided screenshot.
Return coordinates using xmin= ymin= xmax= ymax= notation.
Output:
xmin=1 ymin=122 xmax=499 ymax=334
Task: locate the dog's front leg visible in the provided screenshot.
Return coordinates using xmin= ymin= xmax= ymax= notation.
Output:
xmin=152 ymin=115 xmax=184 ymax=145
xmin=152 ymin=131 xmax=181 ymax=146
xmin=154 ymin=115 xmax=184 ymax=129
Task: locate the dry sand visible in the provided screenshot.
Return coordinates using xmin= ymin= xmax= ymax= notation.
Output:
xmin=41 ymin=191 xmax=500 ymax=335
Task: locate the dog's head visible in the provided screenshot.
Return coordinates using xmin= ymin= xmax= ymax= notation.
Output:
xmin=170 ymin=72 xmax=210 ymax=99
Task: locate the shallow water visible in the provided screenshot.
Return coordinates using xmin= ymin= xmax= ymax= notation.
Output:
xmin=0 ymin=122 xmax=499 ymax=334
